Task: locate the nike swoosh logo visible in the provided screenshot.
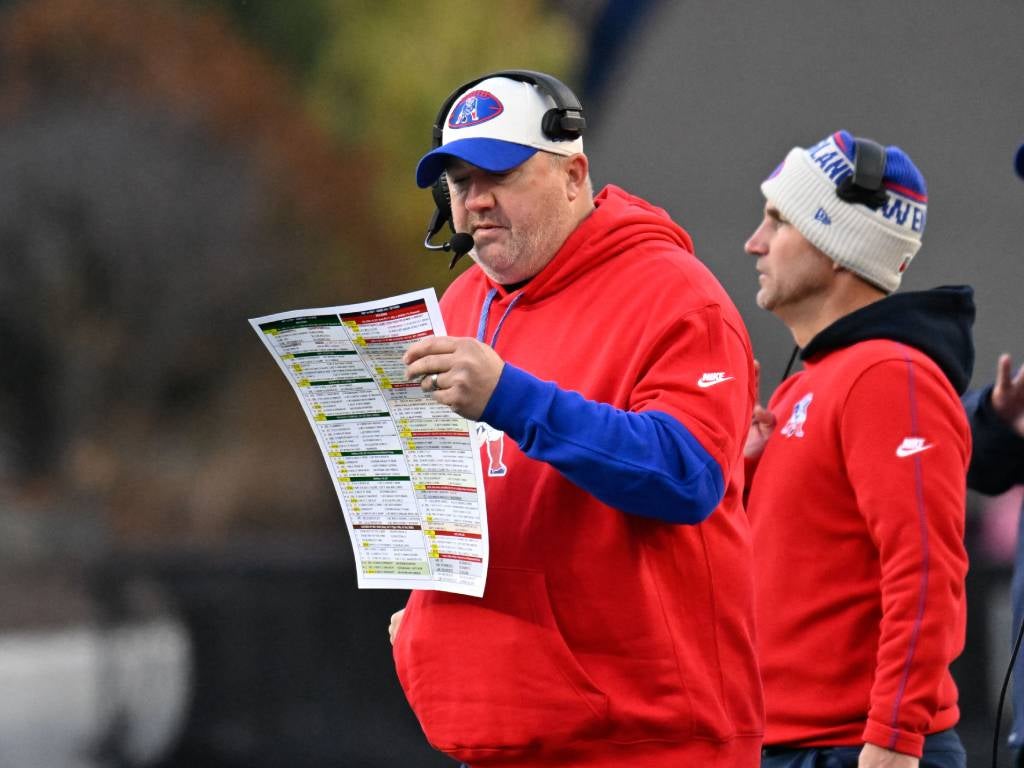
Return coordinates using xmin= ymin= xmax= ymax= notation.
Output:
xmin=896 ymin=443 xmax=934 ymax=458
xmin=697 ymin=376 xmax=735 ymax=388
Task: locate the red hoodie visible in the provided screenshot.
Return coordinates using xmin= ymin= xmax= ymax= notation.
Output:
xmin=393 ymin=186 xmax=763 ymax=766
xmin=747 ymin=288 xmax=973 ymax=757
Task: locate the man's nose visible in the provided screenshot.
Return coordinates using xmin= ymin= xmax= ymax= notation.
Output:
xmin=464 ymin=179 xmax=495 ymax=211
xmin=744 ymin=223 xmax=768 ymax=257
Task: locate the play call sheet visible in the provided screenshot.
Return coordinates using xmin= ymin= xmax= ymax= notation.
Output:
xmin=250 ymin=289 xmax=488 ymax=597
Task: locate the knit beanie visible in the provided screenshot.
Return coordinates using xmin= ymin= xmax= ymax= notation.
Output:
xmin=760 ymin=130 xmax=927 ymax=293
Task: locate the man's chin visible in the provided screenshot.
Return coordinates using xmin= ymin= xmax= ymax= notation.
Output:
xmin=476 ymin=249 xmax=512 ymax=271
xmin=477 ymin=259 xmax=519 ymax=284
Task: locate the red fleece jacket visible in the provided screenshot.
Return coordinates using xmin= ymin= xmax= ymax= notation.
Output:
xmin=393 ymin=186 xmax=763 ymax=766
xmin=748 ymin=339 xmax=969 ymax=757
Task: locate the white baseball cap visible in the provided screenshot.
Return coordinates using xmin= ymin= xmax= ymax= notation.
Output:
xmin=415 ymin=76 xmax=584 ymax=188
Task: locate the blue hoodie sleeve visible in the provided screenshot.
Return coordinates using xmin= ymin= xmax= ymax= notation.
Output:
xmin=963 ymin=385 xmax=1024 ymax=495
xmin=479 ymin=363 xmax=724 ymax=524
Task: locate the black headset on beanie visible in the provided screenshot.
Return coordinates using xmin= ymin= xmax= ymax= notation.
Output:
xmin=422 ymin=69 xmax=586 ymax=269
xmin=836 ymin=136 xmax=888 ymax=210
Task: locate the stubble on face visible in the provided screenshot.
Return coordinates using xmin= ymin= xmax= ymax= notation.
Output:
xmin=760 ymin=248 xmax=836 ymax=315
xmin=751 ymin=207 xmax=835 ymax=316
xmin=458 ymin=154 xmax=575 ymax=285
xmin=473 ymin=188 xmax=567 ymax=283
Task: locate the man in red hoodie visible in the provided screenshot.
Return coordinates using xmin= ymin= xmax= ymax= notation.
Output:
xmin=388 ymin=71 xmax=763 ymax=766
xmin=743 ymin=131 xmax=972 ymax=768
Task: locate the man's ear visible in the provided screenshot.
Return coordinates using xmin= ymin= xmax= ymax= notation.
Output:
xmin=565 ymin=153 xmax=589 ymax=200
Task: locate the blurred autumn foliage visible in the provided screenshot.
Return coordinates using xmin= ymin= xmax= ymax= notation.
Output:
xmin=0 ymin=0 xmax=383 ymax=256
xmin=0 ymin=0 xmax=580 ymax=545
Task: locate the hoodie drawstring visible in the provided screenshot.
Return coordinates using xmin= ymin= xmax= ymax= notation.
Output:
xmin=475 ymin=287 xmax=523 ymax=349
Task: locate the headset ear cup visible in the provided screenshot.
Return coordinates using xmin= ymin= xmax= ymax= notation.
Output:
xmin=541 ymin=108 xmax=564 ymax=140
xmin=836 ymin=138 xmax=889 ymax=210
xmin=541 ymin=107 xmax=584 ymax=142
xmin=431 ymin=173 xmax=454 ymax=233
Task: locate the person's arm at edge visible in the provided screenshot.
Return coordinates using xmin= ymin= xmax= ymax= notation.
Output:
xmin=963 ymin=353 xmax=1024 ymax=494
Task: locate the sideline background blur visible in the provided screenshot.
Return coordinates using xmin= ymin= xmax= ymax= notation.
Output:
xmin=1 ymin=1 xmax=1020 ymax=765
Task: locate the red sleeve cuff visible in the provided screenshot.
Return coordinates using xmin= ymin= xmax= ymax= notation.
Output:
xmin=862 ymin=720 xmax=925 ymax=758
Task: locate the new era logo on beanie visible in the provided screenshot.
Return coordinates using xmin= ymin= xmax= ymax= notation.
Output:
xmin=415 ymin=76 xmax=584 ymax=188
xmin=760 ymin=130 xmax=928 ymax=292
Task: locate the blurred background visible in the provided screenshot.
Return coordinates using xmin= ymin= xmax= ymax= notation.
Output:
xmin=0 ymin=0 xmax=1020 ymax=765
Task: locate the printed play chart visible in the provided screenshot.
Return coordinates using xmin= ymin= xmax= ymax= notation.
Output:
xmin=250 ymin=289 xmax=488 ymax=596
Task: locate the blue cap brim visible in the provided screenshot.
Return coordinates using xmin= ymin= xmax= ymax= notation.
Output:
xmin=1015 ymin=143 xmax=1024 ymax=181
xmin=415 ymin=139 xmax=539 ymax=188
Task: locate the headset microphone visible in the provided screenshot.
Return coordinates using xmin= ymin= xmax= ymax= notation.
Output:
xmin=424 ymin=226 xmax=475 ymax=269
xmin=423 ymin=172 xmax=475 ymax=268
xmin=422 ymin=171 xmax=474 ymax=269
xmin=422 ymin=231 xmax=474 ymax=270
xmin=446 ymin=233 xmax=475 ymax=269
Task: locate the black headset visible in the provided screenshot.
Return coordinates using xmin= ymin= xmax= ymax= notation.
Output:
xmin=423 ymin=69 xmax=586 ymax=268
xmin=836 ymin=136 xmax=889 ymax=210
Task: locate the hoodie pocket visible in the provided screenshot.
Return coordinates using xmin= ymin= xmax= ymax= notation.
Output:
xmin=394 ymin=566 xmax=609 ymax=753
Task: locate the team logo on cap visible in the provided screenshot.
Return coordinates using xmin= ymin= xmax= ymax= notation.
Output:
xmin=449 ymin=90 xmax=504 ymax=129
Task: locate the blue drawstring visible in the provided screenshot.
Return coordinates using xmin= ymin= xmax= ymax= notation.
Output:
xmin=475 ymin=287 xmax=523 ymax=349
xmin=475 ymin=288 xmax=497 ymax=342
